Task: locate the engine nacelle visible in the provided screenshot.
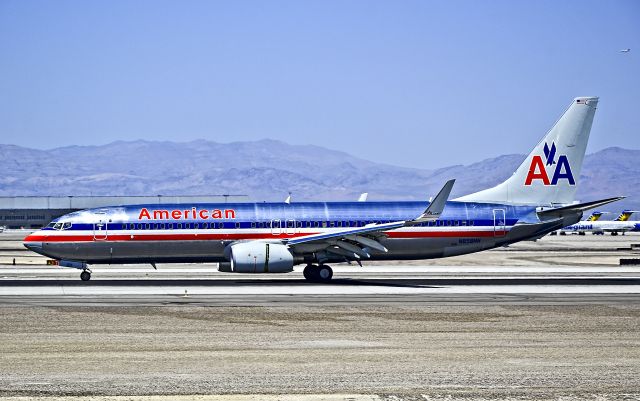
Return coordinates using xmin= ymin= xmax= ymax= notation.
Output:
xmin=229 ymin=242 xmax=294 ymax=273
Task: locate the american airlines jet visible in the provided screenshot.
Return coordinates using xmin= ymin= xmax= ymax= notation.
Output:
xmin=24 ymin=97 xmax=622 ymax=282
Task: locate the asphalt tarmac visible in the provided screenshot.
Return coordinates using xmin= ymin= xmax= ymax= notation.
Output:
xmin=1 ymin=232 xmax=640 ymax=400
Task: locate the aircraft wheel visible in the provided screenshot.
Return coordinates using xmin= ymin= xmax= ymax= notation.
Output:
xmin=317 ymin=265 xmax=333 ymax=283
xmin=303 ymin=264 xmax=316 ymax=281
xmin=80 ymin=270 xmax=91 ymax=281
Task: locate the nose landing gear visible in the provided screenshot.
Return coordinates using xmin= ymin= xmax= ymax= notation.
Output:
xmin=80 ymin=269 xmax=92 ymax=281
xmin=303 ymin=264 xmax=333 ymax=283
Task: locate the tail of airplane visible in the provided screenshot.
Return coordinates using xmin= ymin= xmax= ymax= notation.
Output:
xmin=614 ymin=210 xmax=638 ymax=221
xmin=586 ymin=211 xmax=604 ymax=221
xmin=456 ymin=97 xmax=598 ymax=206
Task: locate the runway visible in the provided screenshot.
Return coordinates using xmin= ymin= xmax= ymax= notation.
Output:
xmin=2 ymin=233 xmax=640 ymax=399
xmin=2 ymin=264 xmax=640 ymax=302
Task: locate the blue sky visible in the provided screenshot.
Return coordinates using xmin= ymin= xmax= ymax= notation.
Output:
xmin=0 ymin=0 xmax=638 ymax=169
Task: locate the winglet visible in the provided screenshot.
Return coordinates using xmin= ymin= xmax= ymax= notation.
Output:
xmin=411 ymin=179 xmax=455 ymax=223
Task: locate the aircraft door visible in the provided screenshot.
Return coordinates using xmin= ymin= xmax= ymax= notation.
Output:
xmin=285 ymin=219 xmax=297 ymax=236
xmin=270 ymin=219 xmax=281 ymax=236
xmin=493 ymin=209 xmax=506 ymax=237
xmin=93 ymin=211 xmax=109 ymax=241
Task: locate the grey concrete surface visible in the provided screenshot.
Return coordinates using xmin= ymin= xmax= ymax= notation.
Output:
xmin=1 ymin=233 xmax=640 ymax=400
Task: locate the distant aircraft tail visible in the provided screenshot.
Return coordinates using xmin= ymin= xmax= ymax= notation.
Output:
xmin=586 ymin=211 xmax=604 ymax=221
xmin=456 ymin=97 xmax=599 ymax=206
xmin=614 ymin=210 xmax=638 ymax=221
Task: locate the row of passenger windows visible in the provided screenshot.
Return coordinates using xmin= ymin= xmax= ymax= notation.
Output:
xmin=121 ymin=220 xmax=476 ymax=230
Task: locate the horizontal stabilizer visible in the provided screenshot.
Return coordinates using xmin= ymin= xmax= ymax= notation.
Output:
xmin=537 ymin=197 xmax=625 ymax=220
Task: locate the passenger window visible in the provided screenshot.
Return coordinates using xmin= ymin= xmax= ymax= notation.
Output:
xmin=322 ymin=221 xmax=327 ymax=228
xmin=251 ymin=222 xmax=256 ymax=228
xmin=235 ymin=222 xmax=240 ymax=228
xmin=145 ymin=223 xmax=150 ymax=230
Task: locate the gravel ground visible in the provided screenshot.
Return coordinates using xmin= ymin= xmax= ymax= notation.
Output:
xmin=1 ymin=301 xmax=640 ymax=399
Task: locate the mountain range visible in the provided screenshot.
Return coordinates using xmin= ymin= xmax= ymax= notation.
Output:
xmin=1 ymin=140 xmax=638 ymax=212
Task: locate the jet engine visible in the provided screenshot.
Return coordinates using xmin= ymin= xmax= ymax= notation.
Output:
xmin=228 ymin=242 xmax=294 ymax=273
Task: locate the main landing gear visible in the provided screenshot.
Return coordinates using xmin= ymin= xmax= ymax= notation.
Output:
xmin=80 ymin=269 xmax=92 ymax=281
xmin=303 ymin=264 xmax=333 ymax=283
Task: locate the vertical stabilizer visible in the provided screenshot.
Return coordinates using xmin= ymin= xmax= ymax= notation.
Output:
xmin=455 ymin=97 xmax=598 ymax=206
xmin=615 ymin=210 xmax=638 ymax=221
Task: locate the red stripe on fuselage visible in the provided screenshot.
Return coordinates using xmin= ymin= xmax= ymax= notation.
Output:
xmin=25 ymin=229 xmax=506 ymax=243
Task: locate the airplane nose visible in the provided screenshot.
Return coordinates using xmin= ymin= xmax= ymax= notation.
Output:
xmin=23 ymin=232 xmax=44 ymax=253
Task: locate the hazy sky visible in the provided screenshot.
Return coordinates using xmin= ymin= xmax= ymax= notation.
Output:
xmin=1 ymin=0 xmax=638 ymax=169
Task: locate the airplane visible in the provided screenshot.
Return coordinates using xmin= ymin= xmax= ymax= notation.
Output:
xmin=23 ymin=96 xmax=623 ymax=282
xmin=559 ymin=210 xmax=639 ymax=235
xmin=620 ymin=48 xmax=631 ymax=53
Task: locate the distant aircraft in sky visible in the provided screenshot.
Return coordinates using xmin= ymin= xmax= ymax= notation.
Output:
xmin=24 ymin=97 xmax=622 ymax=282
xmin=620 ymin=48 xmax=631 ymax=53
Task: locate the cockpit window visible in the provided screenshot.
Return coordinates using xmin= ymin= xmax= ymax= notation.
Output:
xmin=50 ymin=222 xmax=72 ymax=230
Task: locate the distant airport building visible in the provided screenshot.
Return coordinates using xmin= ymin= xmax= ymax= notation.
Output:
xmin=0 ymin=195 xmax=249 ymax=229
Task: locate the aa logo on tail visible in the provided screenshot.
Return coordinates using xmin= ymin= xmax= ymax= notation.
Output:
xmin=524 ymin=142 xmax=575 ymax=186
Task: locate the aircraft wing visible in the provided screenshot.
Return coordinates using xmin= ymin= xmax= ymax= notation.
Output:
xmin=285 ymin=180 xmax=455 ymax=261
xmin=286 ymin=221 xmax=405 ymax=246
